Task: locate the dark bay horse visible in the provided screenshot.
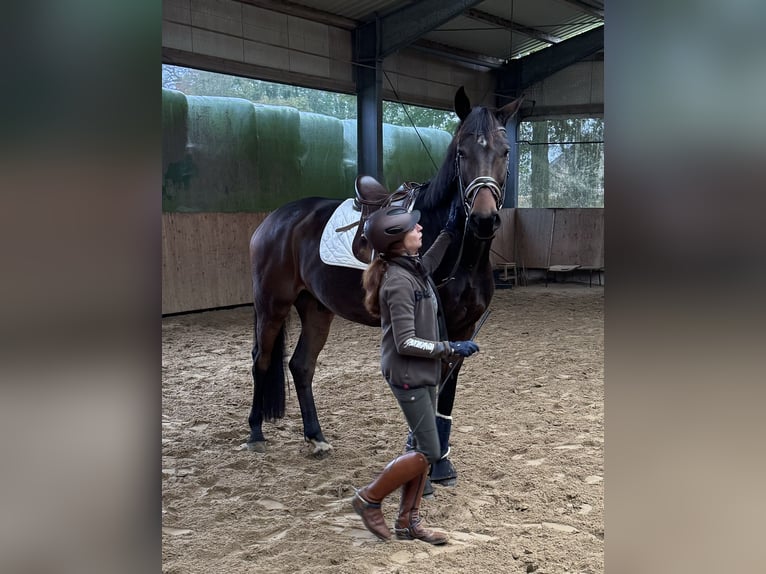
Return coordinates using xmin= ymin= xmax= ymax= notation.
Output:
xmin=247 ymin=87 xmax=522 ymax=480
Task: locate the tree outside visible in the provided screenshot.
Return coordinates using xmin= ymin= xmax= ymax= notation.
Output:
xmin=382 ymin=100 xmax=459 ymax=133
xmin=517 ymin=118 xmax=604 ymax=208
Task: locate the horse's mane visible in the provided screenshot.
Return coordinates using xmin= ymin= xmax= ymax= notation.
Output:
xmin=417 ymin=106 xmax=502 ymax=210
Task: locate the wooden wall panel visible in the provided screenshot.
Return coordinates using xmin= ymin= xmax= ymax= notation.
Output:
xmin=548 ymin=209 xmax=604 ymax=268
xmin=162 ymin=212 xmax=268 ymax=314
xmin=163 ymin=208 xmax=603 ymax=314
xmin=508 ymin=208 xmax=604 ymax=270
xmin=516 ymin=209 xmax=556 ymax=269
xmin=489 ymin=208 xmax=516 ymax=266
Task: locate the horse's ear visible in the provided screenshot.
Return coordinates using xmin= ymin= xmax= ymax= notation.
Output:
xmin=497 ymin=96 xmax=524 ymax=125
xmin=454 ymin=86 xmax=471 ymax=122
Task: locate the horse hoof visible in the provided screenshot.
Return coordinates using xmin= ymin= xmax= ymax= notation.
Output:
xmin=422 ymin=479 xmax=435 ymax=499
xmin=309 ymin=439 xmax=333 ymax=459
xmin=431 ymin=477 xmax=457 ymax=488
xmin=243 ymin=441 xmax=267 ymax=453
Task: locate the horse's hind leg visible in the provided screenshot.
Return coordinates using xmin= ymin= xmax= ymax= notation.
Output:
xmin=247 ymin=297 xmax=292 ymax=452
xmin=290 ymin=291 xmax=335 ymax=458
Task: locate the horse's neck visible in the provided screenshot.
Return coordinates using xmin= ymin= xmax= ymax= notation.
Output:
xmin=461 ymin=233 xmax=492 ymax=269
xmin=430 ymin=227 xmax=493 ymax=287
xmin=452 ymin=232 xmax=493 ymax=280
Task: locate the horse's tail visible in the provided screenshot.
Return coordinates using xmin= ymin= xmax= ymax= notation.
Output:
xmin=252 ymin=324 xmax=287 ymax=422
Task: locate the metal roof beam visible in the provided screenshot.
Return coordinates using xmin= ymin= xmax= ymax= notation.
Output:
xmin=497 ymin=25 xmax=603 ymax=96
xmin=370 ymin=0 xmax=486 ymax=58
xmin=236 ymin=0 xmax=357 ymax=30
xmin=411 ymin=38 xmax=506 ymax=69
xmin=465 ymin=9 xmax=562 ymax=45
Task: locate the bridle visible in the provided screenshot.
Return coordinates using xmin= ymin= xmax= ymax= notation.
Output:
xmin=436 ymin=126 xmax=509 ymax=287
xmin=454 ymin=126 xmax=510 ymax=216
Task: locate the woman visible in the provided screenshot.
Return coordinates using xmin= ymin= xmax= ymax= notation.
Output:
xmin=352 ymin=205 xmax=480 ymax=544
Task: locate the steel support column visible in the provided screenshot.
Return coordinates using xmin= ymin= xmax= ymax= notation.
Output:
xmin=496 ymin=84 xmax=523 ymax=209
xmin=504 ymin=113 xmax=521 ymax=208
xmin=353 ymin=1 xmax=485 ymax=185
xmin=354 ymin=22 xmax=383 ymax=182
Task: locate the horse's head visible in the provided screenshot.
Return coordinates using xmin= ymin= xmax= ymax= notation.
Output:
xmin=453 ymin=87 xmax=523 ymax=240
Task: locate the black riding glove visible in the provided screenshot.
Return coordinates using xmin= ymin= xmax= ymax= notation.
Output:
xmin=449 ymin=340 xmax=479 ymax=357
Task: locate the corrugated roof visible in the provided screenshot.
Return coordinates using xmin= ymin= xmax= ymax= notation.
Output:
xmin=276 ymin=0 xmax=604 ymax=66
xmin=289 ymin=0 xmax=413 ymax=23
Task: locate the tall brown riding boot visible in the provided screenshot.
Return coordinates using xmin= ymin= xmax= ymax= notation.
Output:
xmin=394 ymin=469 xmax=449 ymax=545
xmin=352 ymin=451 xmax=429 ymax=541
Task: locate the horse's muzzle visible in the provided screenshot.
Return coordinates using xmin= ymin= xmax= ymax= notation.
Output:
xmin=468 ymin=211 xmax=501 ymax=240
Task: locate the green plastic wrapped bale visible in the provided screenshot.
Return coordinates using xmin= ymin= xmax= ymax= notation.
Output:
xmin=251 ymin=104 xmax=302 ymax=209
xmin=163 ymin=95 xmax=259 ymax=211
xmin=341 ymin=119 xmax=359 ymax=193
xmin=298 ymin=112 xmax=347 ymax=199
xmin=162 ymin=89 xmax=190 ymax=206
xmin=340 ymin=121 xmax=452 ymax=193
xmin=161 ymin=89 xmax=454 ymax=212
xmin=383 ymin=124 xmax=452 ymax=189
xmin=163 ymin=97 xmax=305 ymax=212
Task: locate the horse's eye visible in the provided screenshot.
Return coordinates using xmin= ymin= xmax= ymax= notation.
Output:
xmin=503 ymin=149 xmax=510 ymax=157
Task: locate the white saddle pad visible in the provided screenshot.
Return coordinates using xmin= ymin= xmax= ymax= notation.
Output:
xmin=319 ymin=199 xmax=368 ymax=270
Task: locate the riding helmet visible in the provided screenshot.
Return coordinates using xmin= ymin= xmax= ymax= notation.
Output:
xmin=363 ymin=207 xmax=421 ymax=255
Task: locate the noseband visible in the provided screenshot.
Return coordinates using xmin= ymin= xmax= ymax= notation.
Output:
xmin=455 ymin=126 xmax=509 ymax=215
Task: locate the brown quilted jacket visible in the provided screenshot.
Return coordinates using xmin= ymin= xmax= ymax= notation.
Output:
xmin=379 ymin=231 xmax=453 ymax=389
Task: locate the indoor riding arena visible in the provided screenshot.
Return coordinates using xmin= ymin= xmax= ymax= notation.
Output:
xmin=163 ymin=1 xmax=604 ymax=573
xmin=162 ymin=285 xmax=603 ymax=573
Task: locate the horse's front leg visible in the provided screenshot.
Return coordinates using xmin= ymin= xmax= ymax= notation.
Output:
xmin=291 ymin=293 xmax=335 ymax=458
xmin=431 ymin=362 xmax=462 ymax=485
